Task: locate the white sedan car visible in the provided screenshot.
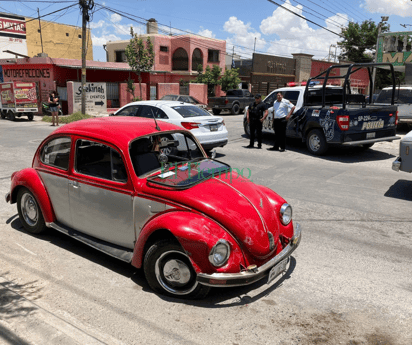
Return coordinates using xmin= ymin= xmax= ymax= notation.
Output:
xmin=111 ymin=101 xmax=228 ymax=152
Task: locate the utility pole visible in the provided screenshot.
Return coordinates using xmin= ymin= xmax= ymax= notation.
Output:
xmin=372 ymin=16 xmax=389 ymax=95
xmin=37 ymin=8 xmax=44 ymax=54
xmin=79 ymin=0 xmax=93 ymax=114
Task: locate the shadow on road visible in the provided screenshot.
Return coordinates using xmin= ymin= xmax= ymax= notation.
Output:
xmin=384 ymin=179 xmax=412 ymax=201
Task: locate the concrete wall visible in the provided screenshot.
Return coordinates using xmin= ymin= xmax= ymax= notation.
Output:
xmin=157 ymin=83 xmax=179 ymax=99
xmin=189 ymin=83 xmax=207 ymax=104
xmin=119 ymin=82 xmax=147 ymax=107
xmin=25 ymin=18 xmax=93 ymax=60
xmin=293 ymin=53 xmax=313 ymax=83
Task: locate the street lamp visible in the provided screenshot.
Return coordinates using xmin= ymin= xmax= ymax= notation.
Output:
xmin=372 ymin=16 xmax=389 ymax=94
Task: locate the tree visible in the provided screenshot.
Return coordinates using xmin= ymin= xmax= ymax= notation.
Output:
xmin=219 ymin=68 xmax=241 ymax=92
xmin=337 ymin=20 xmax=404 ymax=90
xmin=125 ymin=27 xmax=155 ymax=100
xmin=193 ymin=65 xmax=222 ymax=96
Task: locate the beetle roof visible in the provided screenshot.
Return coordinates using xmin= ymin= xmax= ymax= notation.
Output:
xmin=51 ymin=117 xmax=183 ymax=148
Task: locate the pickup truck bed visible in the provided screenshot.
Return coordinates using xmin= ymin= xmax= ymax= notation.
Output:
xmin=208 ymin=89 xmax=254 ymax=115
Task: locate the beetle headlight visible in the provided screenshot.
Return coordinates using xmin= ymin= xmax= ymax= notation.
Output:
xmin=208 ymin=240 xmax=230 ymax=267
xmin=280 ymin=203 xmax=292 ymax=225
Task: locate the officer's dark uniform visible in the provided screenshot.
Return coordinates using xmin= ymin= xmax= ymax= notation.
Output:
xmin=247 ymin=100 xmax=267 ymax=148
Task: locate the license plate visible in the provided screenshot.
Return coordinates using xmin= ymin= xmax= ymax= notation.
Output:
xmin=214 ymin=105 xmax=219 ymax=108
xmin=366 ymin=132 xmax=375 ymax=139
xmin=267 ymin=259 xmax=288 ymax=284
xmin=210 ymin=125 xmax=218 ymax=131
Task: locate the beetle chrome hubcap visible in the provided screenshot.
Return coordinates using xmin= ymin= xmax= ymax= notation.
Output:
xmin=21 ymin=193 xmax=38 ymax=226
xmin=309 ymin=134 xmax=321 ymax=151
xmin=155 ymin=250 xmax=198 ymax=295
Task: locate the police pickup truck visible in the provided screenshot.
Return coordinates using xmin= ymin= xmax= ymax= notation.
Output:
xmin=244 ymin=63 xmax=400 ymax=155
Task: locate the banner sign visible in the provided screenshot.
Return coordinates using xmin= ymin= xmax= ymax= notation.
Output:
xmin=0 ymin=13 xmax=28 ymax=58
xmin=376 ymin=31 xmax=412 ymax=69
xmin=73 ymin=82 xmax=107 ymax=113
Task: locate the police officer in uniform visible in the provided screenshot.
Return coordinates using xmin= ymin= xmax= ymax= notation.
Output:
xmin=246 ymin=94 xmax=268 ymax=149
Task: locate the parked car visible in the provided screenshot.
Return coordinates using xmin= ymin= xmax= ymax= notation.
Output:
xmin=5 ymin=117 xmax=302 ymax=298
xmin=376 ymin=86 xmax=412 ymax=128
xmin=208 ymin=89 xmax=254 ymax=115
xmin=110 ymin=100 xmax=228 ymax=152
xmin=244 ymin=63 xmax=400 ymax=155
xmin=392 ymin=129 xmax=412 ymax=173
xmin=160 ymin=94 xmax=207 ymax=109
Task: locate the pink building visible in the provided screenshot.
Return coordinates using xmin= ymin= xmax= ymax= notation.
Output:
xmin=105 ymin=19 xmax=226 ymax=75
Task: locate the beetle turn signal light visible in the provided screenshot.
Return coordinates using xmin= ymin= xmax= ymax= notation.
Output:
xmin=181 ymin=122 xmax=200 ymax=130
xmin=337 ymin=115 xmax=350 ymax=131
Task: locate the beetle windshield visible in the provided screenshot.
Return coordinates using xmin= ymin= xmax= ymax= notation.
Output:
xmin=130 ymin=132 xmax=205 ymax=177
xmin=171 ymin=105 xmax=211 ymax=118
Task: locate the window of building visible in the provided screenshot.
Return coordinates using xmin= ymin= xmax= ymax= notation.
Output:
xmin=208 ymin=49 xmax=220 ymax=62
xmin=172 ymin=48 xmax=189 ymax=71
xmin=192 ymin=48 xmax=203 ymax=71
xmin=66 ymin=33 xmax=69 ymax=37
xmin=160 ymin=46 xmax=169 ymax=52
xmin=78 ymin=34 xmax=81 ymax=38
xmin=115 ymin=50 xmax=127 ymax=63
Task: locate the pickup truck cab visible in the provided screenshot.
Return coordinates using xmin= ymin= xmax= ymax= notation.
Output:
xmin=244 ymin=63 xmax=400 ymax=155
xmin=208 ymin=89 xmax=254 ymax=115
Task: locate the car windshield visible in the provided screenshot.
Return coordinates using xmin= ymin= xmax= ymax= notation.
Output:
xmin=171 ymin=105 xmax=211 ymax=118
xmin=161 ymin=95 xmax=179 ymax=101
xmin=376 ymin=89 xmax=412 ymax=104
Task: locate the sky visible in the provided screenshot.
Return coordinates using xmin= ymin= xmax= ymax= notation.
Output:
xmin=2 ymin=0 xmax=412 ymax=62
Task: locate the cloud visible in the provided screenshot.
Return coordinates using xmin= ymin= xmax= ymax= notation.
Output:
xmin=91 ymin=33 xmax=122 ymax=46
xmin=223 ymin=16 xmax=266 ymax=58
xmin=90 ymin=20 xmax=105 ymax=29
xmin=198 ymin=27 xmax=215 ymax=38
xmin=111 ymin=13 xmax=122 ymax=23
xmin=259 ymin=0 xmax=348 ymax=59
xmin=361 ymin=0 xmax=412 ymax=17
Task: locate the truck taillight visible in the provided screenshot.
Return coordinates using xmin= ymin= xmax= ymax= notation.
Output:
xmin=181 ymin=122 xmax=200 ymax=130
xmin=225 ymin=99 xmax=229 ymax=104
xmin=337 ymin=115 xmax=350 ymax=131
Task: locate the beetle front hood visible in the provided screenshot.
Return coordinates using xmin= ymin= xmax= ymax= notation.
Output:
xmin=141 ymin=173 xmax=284 ymax=258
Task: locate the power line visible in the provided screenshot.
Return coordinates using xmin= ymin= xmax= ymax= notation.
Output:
xmin=266 ymin=0 xmax=343 ymax=37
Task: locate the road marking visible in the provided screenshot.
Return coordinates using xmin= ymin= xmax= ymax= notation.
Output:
xmin=15 ymin=243 xmax=37 ymax=256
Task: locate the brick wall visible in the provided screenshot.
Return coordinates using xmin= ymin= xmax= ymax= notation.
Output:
xmin=157 ymin=83 xmax=179 ymax=99
xmin=119 ymin=83 xmax=147 ymax=107
xmin=189 ymin=83 xmax=207 ymax=104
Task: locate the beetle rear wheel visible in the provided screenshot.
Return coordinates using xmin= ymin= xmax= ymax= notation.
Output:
xmin=144 ymin=240 xmax=210 ymax=299
xmin=17 ymin=188 xmax=47 ymax=234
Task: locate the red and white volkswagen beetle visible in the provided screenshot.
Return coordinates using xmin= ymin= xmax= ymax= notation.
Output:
xmin=5 ymin=117 xmax=301 ymax=298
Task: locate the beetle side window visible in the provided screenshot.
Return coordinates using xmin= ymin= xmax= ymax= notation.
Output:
xmin=40 ymin=137 xmax=71 ymax=170
xmin=75 ymin=140 xmax=127 ymax=182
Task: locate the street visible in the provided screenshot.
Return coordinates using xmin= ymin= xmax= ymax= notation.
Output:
xmin=0 ymin=115 xmax=411 ymax=345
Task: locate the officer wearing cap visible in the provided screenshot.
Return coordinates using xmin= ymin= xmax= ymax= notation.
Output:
xmin=246 ymin=94 xmax=268 ymax=149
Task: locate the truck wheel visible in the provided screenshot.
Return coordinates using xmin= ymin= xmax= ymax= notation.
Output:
xmin=17 ymin=188 xmax=47 ymax=234
xmin=28 ymin=114 xmax=34 ymax=121
xmin=212 ymin=109 xmax=221 ymax=115
xmin=8 ymin=111 xmax=15 ymax=121
xmin=306 ymin=129 xmax=328 ymax=155
xmin=144 ymin=240 xmax=210 ymax=299
xmin=231 ymin=104 xmax=240 ymax=115
xmin=244 ymin=119 xmax=250 ymax=137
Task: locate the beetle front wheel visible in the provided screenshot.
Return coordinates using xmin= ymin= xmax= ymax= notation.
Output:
xmin=144 ymin=240 xmax=210 ymax=299
xmin=17 ymin=188 xmax=47 ymax=234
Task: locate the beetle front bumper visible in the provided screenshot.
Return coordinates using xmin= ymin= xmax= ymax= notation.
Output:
xmin=197 ymin=223 xmax=302 ymax=287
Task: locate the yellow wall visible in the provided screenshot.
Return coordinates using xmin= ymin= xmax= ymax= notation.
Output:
xmin=25 ymin=18 xmax=93 ymax=60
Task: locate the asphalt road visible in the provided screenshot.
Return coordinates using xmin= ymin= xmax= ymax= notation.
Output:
xmin=0 ymin=115 xmax=411 ymax=345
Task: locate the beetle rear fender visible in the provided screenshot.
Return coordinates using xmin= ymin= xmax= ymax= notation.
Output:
xmin=10 ymin=168 xmax=55 ymax=223
xmin=131 ymin=211 xmax=245 ymax=274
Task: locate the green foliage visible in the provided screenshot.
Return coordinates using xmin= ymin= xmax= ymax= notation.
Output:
xmin=219 ymin=68 xmax=241 ymax=92
xmin=125 ymin=27 xmax=155 ymax=99
xmin=338 ymin=20 xmax=389 ymax=63
xmin=42 ymin=112 xmax=92 ymax=124
xmin=193 ymin=65 xmax=223 ymax=96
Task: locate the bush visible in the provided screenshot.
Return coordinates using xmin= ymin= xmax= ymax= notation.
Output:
xmin=42 ymin=112 xmax=93 ymax=124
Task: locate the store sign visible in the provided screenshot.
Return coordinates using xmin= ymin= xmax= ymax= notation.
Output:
xmin=0 ymin=14 xmax=28 ymax=59
xmin=73 ymin=82 xmax=107 ymax=113
xmin=377 ymin=31 xmax=412 ymax=67
xmin=3 ymin=68 xmax=51 ymax=78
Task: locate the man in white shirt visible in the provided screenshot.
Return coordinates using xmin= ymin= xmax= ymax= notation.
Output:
xmin=268 ymin=92 xmax=295 ymax=152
